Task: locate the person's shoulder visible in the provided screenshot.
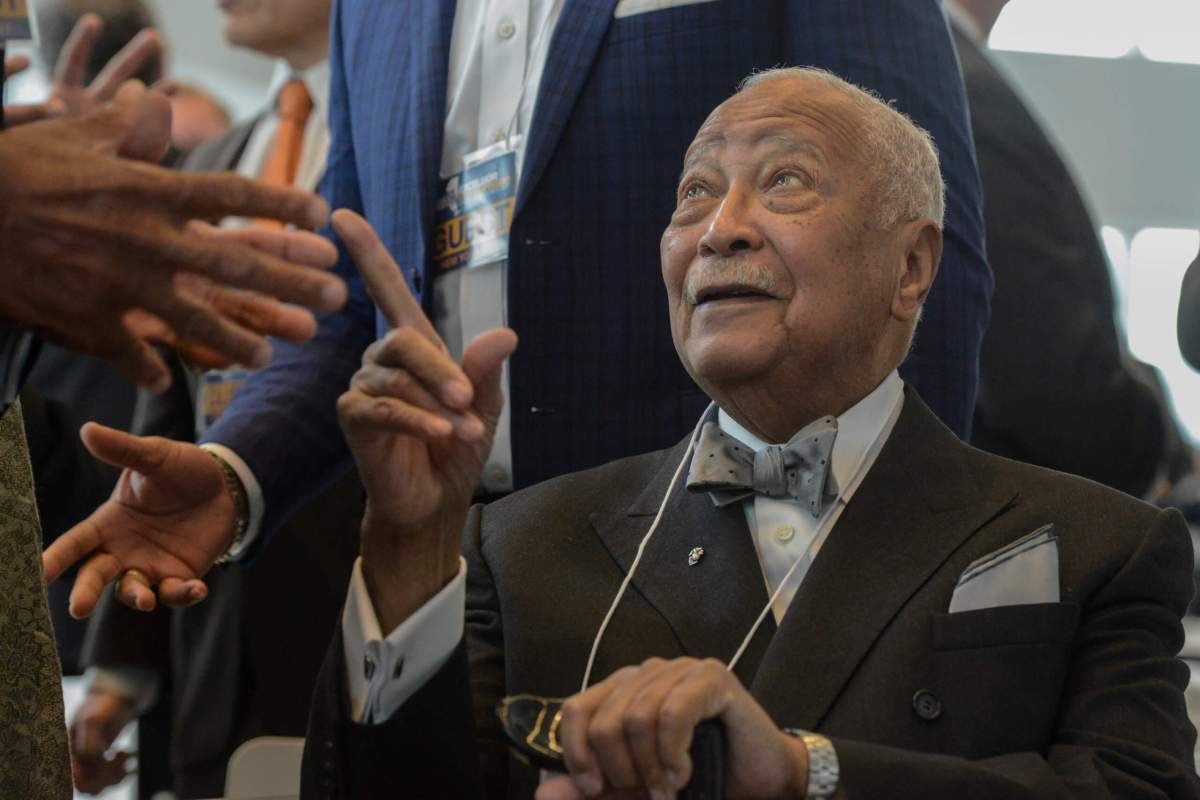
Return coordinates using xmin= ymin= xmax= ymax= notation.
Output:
xmin=968 ymin=443 xmax=1162 ymax=520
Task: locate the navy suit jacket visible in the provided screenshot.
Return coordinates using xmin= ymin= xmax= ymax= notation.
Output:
xmin=205 ymin=0 xmax=991 ymax=536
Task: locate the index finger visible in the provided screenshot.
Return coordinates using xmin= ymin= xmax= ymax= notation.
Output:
xmin=332 ymin=209 xmax=441 ymax=343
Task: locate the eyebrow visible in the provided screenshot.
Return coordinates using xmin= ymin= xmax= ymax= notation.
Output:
xmin=680 ymin=130 xmax=826 ymax=180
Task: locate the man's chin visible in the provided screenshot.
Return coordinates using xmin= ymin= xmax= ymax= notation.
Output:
xmin=682 ymin=339 xmax=778 ymax=393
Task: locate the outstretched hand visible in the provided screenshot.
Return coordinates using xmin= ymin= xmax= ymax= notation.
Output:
xmin=333 ymin=210 xmax=517 ymax=633
xmin=0 ymin=79 xmax=345 ymax=392
xmin=5 ymin=13 xmax=164 ymax=127
xmin=42 ymin=425 xmax=235 ymax=618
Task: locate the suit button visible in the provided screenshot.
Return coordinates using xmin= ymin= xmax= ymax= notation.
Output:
xmin=912 ymin=689 xmax=941 ymax=721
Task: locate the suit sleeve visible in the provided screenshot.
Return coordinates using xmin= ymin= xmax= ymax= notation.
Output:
xmin=199 ymin=0 xmax=377 ymax=546
xmin=301 ymin=505 xmax=500 ymax=800
xmin=832 ymin=508 xmax=1199 ymax=799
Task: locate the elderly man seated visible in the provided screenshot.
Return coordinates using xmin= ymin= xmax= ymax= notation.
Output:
xmin=326 ymin=68 xmax=1196 ymax=797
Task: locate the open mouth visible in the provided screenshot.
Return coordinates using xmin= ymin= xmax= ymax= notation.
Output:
xmin=693 ymin=284 xmax=775 ymax=305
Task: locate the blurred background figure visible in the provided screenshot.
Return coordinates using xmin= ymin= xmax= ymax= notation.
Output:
xmin=948 ymin=0 xmax=1194 ymax=499
xmin=1181 ymin=252 xmax=1200 ymax=372
xmin=69 ymin=1 xmax=359 ymax=798
xmin=35 ymin=0 xmax=161 ymax=86
xmin=954 ymin=0 xmax=1200 ymax=765
xmin=168 ymin=81 xmax=230 ymax=152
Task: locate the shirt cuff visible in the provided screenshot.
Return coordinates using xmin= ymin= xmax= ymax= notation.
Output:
xmin=198 ymin=443 xmax=265 ymax=559
xmin=82 ymin=666 xmax=161 ymax=715
xmin=341 ymin=556 xmax=466 ymax=724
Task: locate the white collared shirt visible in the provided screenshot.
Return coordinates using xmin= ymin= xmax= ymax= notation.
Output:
xmin=718 ymin=370 xmax=904 ymax=623
xmin=343 ymin=372 xmax=906 ymax=723
xmin=234 ymin=59 xmax=332 ymax=196
xmin=434 ymin=0 xmax=564 ymax=493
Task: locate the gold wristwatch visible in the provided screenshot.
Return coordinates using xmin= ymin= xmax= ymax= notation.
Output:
xmin=205 ymin=449 xmax=249 ymax=564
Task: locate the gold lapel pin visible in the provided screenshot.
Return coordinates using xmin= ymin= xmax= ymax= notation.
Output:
xmin=688 ymin=546 xmax=705 ymax=566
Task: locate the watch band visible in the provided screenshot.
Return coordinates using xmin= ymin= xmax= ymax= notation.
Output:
xmin=205 ymin=449 xmax=249 ymax=564
xmin=783 ymin=728 xmax=839 ymax=799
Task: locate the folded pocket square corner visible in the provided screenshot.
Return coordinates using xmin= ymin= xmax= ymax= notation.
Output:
xmin=948 ymin=524 xmax=1059 ymax=614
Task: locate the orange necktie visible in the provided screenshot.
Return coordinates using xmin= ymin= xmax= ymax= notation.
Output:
xmin=257 ymin=78 xmax=313 ymax=228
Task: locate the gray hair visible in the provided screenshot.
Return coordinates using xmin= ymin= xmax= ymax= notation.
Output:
xmin=738 ymin=67 xmax=945 ymax=229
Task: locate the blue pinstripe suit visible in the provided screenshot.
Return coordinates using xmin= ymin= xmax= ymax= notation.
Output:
xmin=204 ymin=0 xmax=990 ymax=537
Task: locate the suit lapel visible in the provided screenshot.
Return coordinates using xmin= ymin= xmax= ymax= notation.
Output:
xmin=750 ymin=390 xmax=1015 ymax=727
xmin=589 ymin=439 xmax=776 ymax=686
xmin=516 ymin=0 xmax=619 ymax=215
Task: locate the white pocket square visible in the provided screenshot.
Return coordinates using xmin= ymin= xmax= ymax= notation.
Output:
xmin=948 ymin=524 xmax=1059 ymax=613
xmin=614 ymin=0 xmax=720 ymax=19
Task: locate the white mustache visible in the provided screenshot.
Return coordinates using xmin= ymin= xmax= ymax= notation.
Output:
xmin=683 ymin=260 xmax=779 ymax=304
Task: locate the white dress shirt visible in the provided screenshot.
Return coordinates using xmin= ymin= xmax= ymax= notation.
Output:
xmin=84 ymin=58 xmax=332 ymax=711
xmin=344 ymin=371 xmax=905 ymax=723
xmin=435 ymin=0 xmax=563 ymax=493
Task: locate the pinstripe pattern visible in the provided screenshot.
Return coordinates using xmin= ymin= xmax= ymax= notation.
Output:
xmin=206 ymin=0 xmax=990 ymax=535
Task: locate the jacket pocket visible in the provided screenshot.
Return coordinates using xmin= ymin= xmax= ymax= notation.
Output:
xmin=932 ymin=602 xmax=1079 ymax=650
xmin=929 ymin=603 xmax=1079 ymax=759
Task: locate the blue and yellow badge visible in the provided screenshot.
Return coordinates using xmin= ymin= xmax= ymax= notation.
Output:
xmin=0 ymin=0 xmax=31 ymax=40
xmin=196 ymin=367 xmax=250 ymax=436
xmin=433 ymin=143 xmax=517 ymax=273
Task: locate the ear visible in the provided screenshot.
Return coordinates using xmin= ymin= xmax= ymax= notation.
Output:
xmin=891 ymin=218 xmax=942 ymax=323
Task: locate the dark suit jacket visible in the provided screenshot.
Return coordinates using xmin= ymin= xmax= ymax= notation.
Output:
xmin=302 ymin=389 xmax=1198 ymax=799
xmin=204 ymin=0 xmax=991 ymax=543
xmin=956 ymin=28 xmax=1172 ymax=498
xmin=81 ymin=121 xmax=363 ymax=799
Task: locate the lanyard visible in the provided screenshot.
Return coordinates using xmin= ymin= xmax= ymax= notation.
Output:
xmin=580 ymin=405 xmax=844 ymax=690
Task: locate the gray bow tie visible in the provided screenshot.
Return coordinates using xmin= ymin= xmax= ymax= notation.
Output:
xmin=686 ymin=415 xmax=839 ymax=516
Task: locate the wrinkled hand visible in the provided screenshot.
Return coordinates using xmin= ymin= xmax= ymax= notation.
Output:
xmin=0 ymin=81 xmax=346 ymax=392
xmin=42 ymin=425 xmax=234 ymax=618
xmin=5 ymin=13 xmax=163 ymax=127
xmin=69 ymin=686 xmax=138 ymax=795
xmin=333 ymin=210 xmax=517 ymax=633
xmin=536 ymin=658 xmax=809 ymax=800
xmin=126 ymin=221 xmax=339 ymax=369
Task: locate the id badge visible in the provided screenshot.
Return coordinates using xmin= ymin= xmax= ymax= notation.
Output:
xmin=0 ymin=1 xmax=31 ymax=40
xmin=196 ymin=367 xmax=250 ymax=437
xmin=432 ymin=136 xmax=520 ymax=273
